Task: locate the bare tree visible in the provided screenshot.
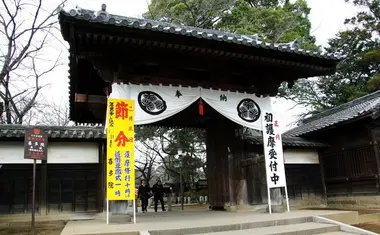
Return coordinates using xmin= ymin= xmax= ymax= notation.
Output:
xmin=136 ymin=128 xmax=207 ymax=196
xmin=0 ymin=0 xmax=67 ymax=124
xmin=135 ymin=142 xmax=160 ymax=184
xmin=24 ymin=99 xmax=71 ymax=126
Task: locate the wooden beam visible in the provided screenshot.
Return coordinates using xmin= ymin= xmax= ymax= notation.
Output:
xmin=125 ymin=75 xmax=259 ymax=94
xmin=80 ymin=45 xmax=323 ymax=79
xmin=75 ymin=31 xmax=336 ymax=75
xmin=75 ymin=93 xmax=107 ymax=104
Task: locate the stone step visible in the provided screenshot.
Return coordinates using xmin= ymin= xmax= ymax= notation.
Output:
xmin=194 ymin=222 xmax=340 ymax=235
xmin=319 ymin=232 xmax=359 ymax=235
xmin=148 ymin=216 xmax=314 ymax=235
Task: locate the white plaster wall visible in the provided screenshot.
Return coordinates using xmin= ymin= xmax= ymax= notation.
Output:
xmin=47 ymin=142 xmax=99 ymax=163
xmin=284 ymin=149 xmax=319 ymax=164
xmin=0 ymin=141 xmax=99 ymax=164
xmin=0 ymin=142 xmax=41 ymax=164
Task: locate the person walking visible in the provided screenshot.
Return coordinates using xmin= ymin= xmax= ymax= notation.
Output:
xmin=152 ymin=179 xmax=166 ymax=212
xmin=137 ymin=179 xmax=150 ymax=213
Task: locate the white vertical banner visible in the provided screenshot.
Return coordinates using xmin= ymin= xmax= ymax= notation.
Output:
xmin=262 ymin=110 xmax=290 ymax=213
xmin=262 ymin=111 xmax=286 ymax=188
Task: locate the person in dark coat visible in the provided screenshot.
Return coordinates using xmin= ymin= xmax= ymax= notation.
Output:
xmin=152 ymin=179 xmax=166 ymax=212
xmin=137 ymin=179 xmax=150 ymax=212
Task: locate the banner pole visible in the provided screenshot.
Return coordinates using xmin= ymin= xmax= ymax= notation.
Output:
xmin=284 ymin=185 xmax=290 ymax=212
xmin=267 ymin=186 xmax=272 ymax=214
xmin=106 ymin=199 xmax=109 ymax=225
xmin=133 ymin=199 xmax=136 ymax=224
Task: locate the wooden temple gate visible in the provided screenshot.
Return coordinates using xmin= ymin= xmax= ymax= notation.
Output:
xmin=58 ymin=4 xmax=340 ymax=211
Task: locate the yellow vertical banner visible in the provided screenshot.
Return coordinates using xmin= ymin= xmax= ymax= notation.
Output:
xmin=106 ymin=98 xmax=135 ymax=200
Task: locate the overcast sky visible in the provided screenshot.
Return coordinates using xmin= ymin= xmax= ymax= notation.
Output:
xmin=45 ymin=0 xmax=360 ymax=130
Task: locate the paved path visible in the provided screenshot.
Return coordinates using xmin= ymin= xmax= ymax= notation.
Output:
xmin=60 ymin=210 xmax=357 ymax=235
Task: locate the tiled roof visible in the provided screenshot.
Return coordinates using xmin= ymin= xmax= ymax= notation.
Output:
xmin=247 ymin=135 xmax=329 ymax=148
xmin=0 ymin=125 xmax=105 ymax=140
xmin=59 ymin=6 xmax=340 ymax=61
xmin=0 ymin=124 xmax=328 ymax=148
xmin=284 ymin=91 xmax=380 ymax=137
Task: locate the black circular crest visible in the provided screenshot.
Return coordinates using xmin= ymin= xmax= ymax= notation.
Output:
xmin=137 ymin=91 xmax=167 ymax=115
xmin=237 ymin=98 xmax=261 ymax=122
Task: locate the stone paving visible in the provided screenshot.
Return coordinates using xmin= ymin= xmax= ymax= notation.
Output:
xmin=60 ymin=209 xmax=358 ymax=235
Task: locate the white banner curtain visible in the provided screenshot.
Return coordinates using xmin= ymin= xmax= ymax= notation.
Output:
xmin=108 ymin=83 xmax=200 ymax=125
xmin=107 ymin=83 xmax=271 ymax=131
xmin=201 ymin=88 xmax=271 ymax=131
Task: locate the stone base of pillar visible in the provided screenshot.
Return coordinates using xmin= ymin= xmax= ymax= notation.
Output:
xmin=96 ymin=212 xmax=132 ymax=223
xmin=225 ymin=204 xmax=237 ymax=212
xmin=266 ymin=204 xmax=285 ymax=213
xmin=111 ymin=213 xmax=132 ymax=223
xmin=110 ymin=201 xmax=129 ymax=214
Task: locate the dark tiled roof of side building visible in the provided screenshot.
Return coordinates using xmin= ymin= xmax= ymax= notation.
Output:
xmin=0 ymin=125 xmax=105 ymax=140
xmin=0 ymin=124 xmax=328 ymax=148
xmin=247 ymin=135 xmax=329 ymax=148
xmin=284 ymin=91 xmax=380 ymax=137
xmin=59 ymin=6 xmax=340 ymax=61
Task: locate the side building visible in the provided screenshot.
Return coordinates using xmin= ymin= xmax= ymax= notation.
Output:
xmin=0 ymin=124 xmax=329 ymax=215
xmin=284 ymin=91 xmax=380 ymax=209
xmin=244 ymin=134 xmax=328 ymax=208
xmin=0 ymin=125 xmax=106 ymax=215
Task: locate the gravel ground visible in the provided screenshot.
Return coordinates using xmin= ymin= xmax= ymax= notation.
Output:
xmin=0 ymin=221 xmax=67 ymax=235
xmin=354 ymin=222 xmax=380 ymax=233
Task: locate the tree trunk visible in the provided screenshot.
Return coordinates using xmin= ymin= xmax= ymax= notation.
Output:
xmin=4 ymin=98 xmax=12 ymax=124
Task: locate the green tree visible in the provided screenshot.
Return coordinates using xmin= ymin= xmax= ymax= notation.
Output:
xmin=143 ymin=0 xmax=235 ymax=28
xmin=144 ymin=0 xmax=318 ymax=50
xmin=217 ymin=0 xmax=318 ymax=50
xmin=280 ymin=0 xmax=380 ymax=118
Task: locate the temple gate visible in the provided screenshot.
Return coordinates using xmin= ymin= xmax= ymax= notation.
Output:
xmin=58 ymin=4 xmax=340 ymax=212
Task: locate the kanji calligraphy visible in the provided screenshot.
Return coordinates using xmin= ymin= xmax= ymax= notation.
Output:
xmin=24 ymin=128 xmax=48 ymax=160
xmin=115 ymin=131 xmax=133 ymax=147
xmin=220 ymin=94 xmax=227 ymax=102
xmin=115 ymin=101 xmax=129 ymax=120
xmin=262 ymin=111 xmax=286 ymax=189
xmin=175 ymin=90 xmax=182 ymax=98
xmin=106 ymin=98 xmax=135 ymax=200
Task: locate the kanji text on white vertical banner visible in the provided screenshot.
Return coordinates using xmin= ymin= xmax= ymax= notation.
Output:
xmin=262 ymin=112 xmax=286 ymax=188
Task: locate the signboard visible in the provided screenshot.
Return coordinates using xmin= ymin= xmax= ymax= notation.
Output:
xmin=24 ymin=127 xmax=48 ymax=160
xmin=262 ymin=112 xmax=286 ymax=188
xmin=106 ymin=98 xmax=135 ymax=200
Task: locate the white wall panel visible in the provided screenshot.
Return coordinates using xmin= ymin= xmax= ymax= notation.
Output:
xmin=0 ymin=141 xmax=99 ymax=164
xmin=47 ymin=142 xmax=99 ymax=164
xmin=0 ymin=142 xmax=41 ymax=164
xmin=284 ymin=149 xmax=319 ymax=164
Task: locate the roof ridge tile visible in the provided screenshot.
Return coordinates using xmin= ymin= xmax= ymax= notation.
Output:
xmin=284 ymin=91 xmax=380 ymax=137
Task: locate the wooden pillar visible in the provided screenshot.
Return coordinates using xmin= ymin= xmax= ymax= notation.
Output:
xmin=98 ymin=141 xmax=105 ymax=212
xmin=40 ymin=161 xmax=47 ymax=215
xmin=206 ymin=116 xmax=253 ymax=211
xmin=369 ymin=126 xmax=380 ymax=191
xmin=231 ymin=134 xmax=249 ymax=209
xmin=227 ymin=150 xmax=236 ymax=209
xmin=318 ymin=151 xmax=328 ymax=201
xmin=206 ymin=117 xmax=234 ymax=210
